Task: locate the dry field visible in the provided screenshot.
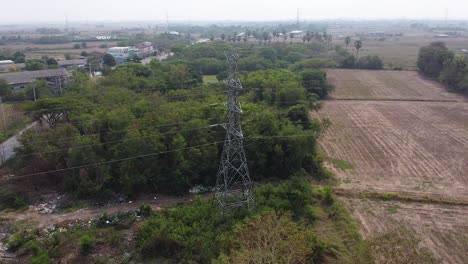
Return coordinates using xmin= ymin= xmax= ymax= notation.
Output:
xmin=326 ymin=69 xmax=466 ymax=101
xmin=318 ymin=100 xmax=468 ymax=201
xmin=1 ymin=41 xmax=117 ymax=59
xmin=318 ymin=69 xmax=468 ymax=263
xmin=344 ymin=198 xmax=468 ymax=263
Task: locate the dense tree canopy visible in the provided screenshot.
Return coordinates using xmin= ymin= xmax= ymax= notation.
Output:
xmin=418 ymin=42 xmax=468 ymax=93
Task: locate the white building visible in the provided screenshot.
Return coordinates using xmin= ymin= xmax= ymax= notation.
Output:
xmin=107 ymin=47 xmax=131 ymax=64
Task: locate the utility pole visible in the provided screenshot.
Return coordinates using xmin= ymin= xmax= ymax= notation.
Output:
xmin=33 ymin=83 xmax=37 ymax=101
xmin=297 ymin=8 xmax=300 ymax=29
xmin=215 ymin=53 xmax=254 ymax=216
xmin=0 ymin=96 xmax=6 ymax=133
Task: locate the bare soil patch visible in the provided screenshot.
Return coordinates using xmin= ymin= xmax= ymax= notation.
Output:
xmin=317 ymin=69 xmax=468 ymax=263
xmin=344 ymin=198 xmax=468 ymax=264
xmin=316 ymin=100 xmax=468 ymax=201
xmin=326 ymin=69 xmax=466 ymax=102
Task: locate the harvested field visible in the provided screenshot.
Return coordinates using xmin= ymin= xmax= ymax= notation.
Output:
xmin=326 ymin=69 xmax=466 ymax=101
xmin=317 ymin=100 xmax=468 ymax=201
xmin=344 ymin=198 xmax=468 ymax=264
xmin=318 ymin=69 xmax=468 ymax=263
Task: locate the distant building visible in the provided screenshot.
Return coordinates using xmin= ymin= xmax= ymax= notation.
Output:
xmin=368 ymin=31 xmax=386 ymax=37
xmin=462 ymin=49 xmax=468 ymax=54
xmin=289 ymin=30 xmax=304 ymax=37
xmin=134 ymin=42 xmax=154 ymax=58
xmin=433 ymin=34 xmax=450 ymax=38
xmin=107 ymin=47 xmax=131 ymax=64
xmin=107 ymin=42 xmax=154 ymax=64
xmin=57 ymin=59 xmax=87 ymax=70
xmin=0 ymin=60 xmax=14 ymax=65
xmin=0 ymin=69 xmax=70 ymax=90
xmin=169 ymin=31 xmax=180 ymax=35
xmin=87 ymin=51 xmax=106 ymax=62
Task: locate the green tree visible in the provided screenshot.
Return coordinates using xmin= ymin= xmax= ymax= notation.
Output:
xmin=25 ymin=60 xmax=46 ymax=71
xmin=418 ymin=42 xmax=455 ymax=78
xmin=0 ymin=78 xmax=12 ymax=97
xmin=345 ymin=36 xmax=351 ymax=49
xmin=103 ymin=54 xmax=116 ymax=67
xmin=73 ymin=43 xmax=81 ymax=49
xmin=354 ymin=40 xmax=362 ymax=60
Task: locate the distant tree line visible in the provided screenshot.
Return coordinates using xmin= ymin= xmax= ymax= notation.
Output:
xmin=418 ymin=42 xmax=468 ymax=93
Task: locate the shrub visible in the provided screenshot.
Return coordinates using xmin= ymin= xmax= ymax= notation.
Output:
xmin=80 ymin=234 xmax=96 ymax=255
xmin=219 ymin=211 xmax=321 ymax=263
xmin=139 ymin=203 xmax=152 ymax=218
xmin=0 ymin=187 xmax=27 ymax=210
xmin=139 ymin=233 xmax=183 ymax=259
xmin=357 ymin=55 xmax=384 ymax=70
xmin=31 ymin=251 xmax=50 ymax=264
xmin=6 ymin=231 xmax=33 ymax=251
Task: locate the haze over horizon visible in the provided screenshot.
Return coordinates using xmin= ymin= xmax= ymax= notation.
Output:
xmin=2 ymin=0 xmax=468 ymax=24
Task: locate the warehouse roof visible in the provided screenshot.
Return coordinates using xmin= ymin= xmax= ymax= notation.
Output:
xmin=0 ymin=68 xmax=69 ymax=85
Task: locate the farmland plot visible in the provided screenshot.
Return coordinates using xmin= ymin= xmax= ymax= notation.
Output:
xmin=317 ymin=101 xmax=468 ymax=201
xmin=318 ymin=69 xmax=468 ymax=263
xmin=326 ymin=69 xmax=466 ymax=102
xmin=345 ymin=198 xmax=468 ymax=264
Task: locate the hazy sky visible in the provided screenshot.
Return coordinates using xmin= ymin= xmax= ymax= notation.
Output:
xmin=2 ymin=0 xmax=467 ymax=23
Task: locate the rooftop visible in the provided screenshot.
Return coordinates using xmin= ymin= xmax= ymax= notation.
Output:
xmin=0 ymin=69 xmax=70 ymax=85
xmin=0 ymin=60 xmax=14 ymax=65
xmin=57 ymin=59 xmax=87 ymax=66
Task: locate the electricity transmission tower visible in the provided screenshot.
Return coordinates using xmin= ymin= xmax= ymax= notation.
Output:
xmin=215 ymin=53 xmax=254 ymax=213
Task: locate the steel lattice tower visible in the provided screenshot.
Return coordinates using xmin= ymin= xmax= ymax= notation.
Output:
xmin=215 ymin=53 xmax=254 ymax=212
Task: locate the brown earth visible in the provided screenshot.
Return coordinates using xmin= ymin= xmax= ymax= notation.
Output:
xmin=326 ymin=69 xmax=466 ymax=102
xmin=318 ymin=69 xmax=468 ymax=263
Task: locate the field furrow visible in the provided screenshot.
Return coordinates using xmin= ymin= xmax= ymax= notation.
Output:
xmin=320 ymin=69 xmax=468 ymax=263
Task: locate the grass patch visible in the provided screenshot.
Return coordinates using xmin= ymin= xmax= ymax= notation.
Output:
xmin=332 ymin=159 xmax=354 ymax=170
xmin=203 ymin=75 xmax=218 ymax=83
xmin=386 ymin=204 xmax=400 ymax=214
xmin=368 ymin=227 xmax=439 ymax=263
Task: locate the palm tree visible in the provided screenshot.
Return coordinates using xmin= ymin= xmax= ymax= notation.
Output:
xmin=327 ymin=35 xmax=333 ymax=49
xmin=306 ymin=31 xmax=312 ymax=43
xmin=345 ymin=36 xmax=351 ymax=49
xmin=354 ymin=40 xmax=363 ymax=59
xmin=289 ymin=32 xmax=294 ymax=44
xmin=263 ymin=32 xmax=269 ymax=45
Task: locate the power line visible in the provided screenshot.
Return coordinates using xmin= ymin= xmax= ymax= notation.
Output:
xmin=3 ymin=141 xmax=224 ymax=182
xmin=14 ymin=125 xmax=221 ymax=159
xmin=2 ymin=134 xmax=318 ymax=183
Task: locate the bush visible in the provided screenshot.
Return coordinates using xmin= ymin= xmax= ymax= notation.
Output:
xmin=139 ymin=234 xmax=183 ymax=259
xmin=290 ymin=58 xmax=336 ymax=72
xmin=254 ymin=175 xmax=315 ymax=220
xmin=219 ymin=211 xmax=321 ymax=263
xmin=0 ymin=187 xmax=27 ymax=210
xmin=357 ymin=55 xmax=383 ymax=70
xmin=139 ymin=203 xmax=152 ymax=218
xmin=31 ymin=251 xmax=50 ymax=264
xmin=80 ymin=234 xmax=96 ymax=255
